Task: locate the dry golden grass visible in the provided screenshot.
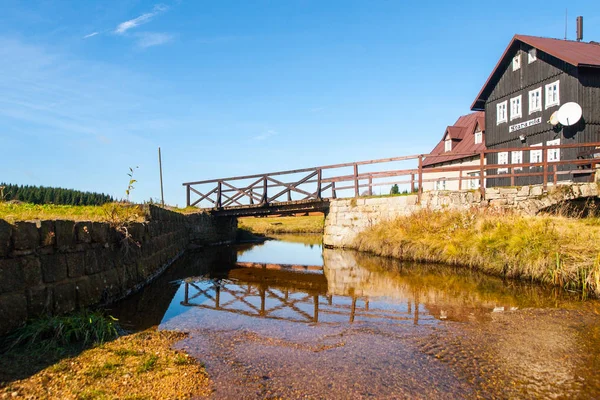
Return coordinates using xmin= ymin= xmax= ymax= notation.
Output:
xmin=239 ymin=215 xmax=324 ymax=234
xmin=0 ymin=202 xmax=147 ymax=224
xmin=355 ymin=208 xmax=600 ymax=297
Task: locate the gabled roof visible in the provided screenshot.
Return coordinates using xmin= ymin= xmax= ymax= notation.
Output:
xmin=445 ymin=126 xmax=466 ymax=141
xmin=471 ymin=35 xmax=600 ymax=110
xmin=423 ymin=111 xmax=485 ymax=167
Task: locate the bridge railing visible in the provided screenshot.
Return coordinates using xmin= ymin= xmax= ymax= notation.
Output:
xmin=182 ymin=142 xmax=600 ymax=209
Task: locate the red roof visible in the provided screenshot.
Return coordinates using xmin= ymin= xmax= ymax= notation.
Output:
xmin=471 ymin=35 xmax=600 ymax=110
xmin=423 ymin=112 xmax=485 ymax=167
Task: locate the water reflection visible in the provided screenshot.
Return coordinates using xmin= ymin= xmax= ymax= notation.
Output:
xmin=110 ymin=236 xmax=600 ymax=399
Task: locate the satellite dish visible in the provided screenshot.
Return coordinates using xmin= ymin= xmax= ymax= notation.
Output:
xmin=548 ymin=111 xmax=560 ymax=126
xmin=557 ymin=102 xmax=583 ymax=126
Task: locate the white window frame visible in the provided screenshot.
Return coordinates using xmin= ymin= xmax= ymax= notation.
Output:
xmin=528 ymin=49 xmax=537 ymax=63
xmin=513 ymin=54 xmax=521 ymax=71
xmin=474 ymin=130 xmax=483 ymax=144
xmin=545 ymin=80 xmax=560 ymax=109
xmin=498 ymin=151 xmax=509 ymax=173
xmin=468 ymin=172 xmax=480 ymax=189
xmin=435 ymin=179 xmax=447 ymax=191
xmin=510 ymin=95 xmax=522 ymax=121
xmin=496 ymin=101 xmax=508 ymax=125
xmin=528 ymin=87 xmax=542 ymax=114
xmin=444 ymin=139 xmax=452 ymax=152
xmin=547 ymin=139 xmax=560 ymax=162
xmin=530 ymin=143 xmax=543 ymax=165
xmin=511 ymin=150 xmax=523 ymax=171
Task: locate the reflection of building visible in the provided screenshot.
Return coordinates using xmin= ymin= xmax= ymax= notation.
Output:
xmin=422 ymin=112 xmax=486 ymax=191
xmin=471 ymin=35 xmax=600 ymax=187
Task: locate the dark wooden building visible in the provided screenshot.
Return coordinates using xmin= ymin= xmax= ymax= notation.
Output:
xmin=471 ymin=35 xmax=600 ymax=187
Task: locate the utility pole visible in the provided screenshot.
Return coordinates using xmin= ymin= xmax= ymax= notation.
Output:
xmin=158 ymin=147 xmax=165 ymax=207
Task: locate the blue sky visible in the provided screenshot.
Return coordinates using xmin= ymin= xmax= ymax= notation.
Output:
xmin=1 ymin=0 xmax=599 ymax=206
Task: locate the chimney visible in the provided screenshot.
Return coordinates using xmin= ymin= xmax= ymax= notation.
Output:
xmin=576 ymin=16 xmax=583 ymax=42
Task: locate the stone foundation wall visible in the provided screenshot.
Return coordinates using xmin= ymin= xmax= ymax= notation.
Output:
xmin=0 ymin=205 xmax=236 ymax=335
xmin=323 ymin=183 xmax=599 ymax=248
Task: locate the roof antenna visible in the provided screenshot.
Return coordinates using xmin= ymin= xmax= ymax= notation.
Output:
xmin=564 ymin=9 xmax=568 ymax=40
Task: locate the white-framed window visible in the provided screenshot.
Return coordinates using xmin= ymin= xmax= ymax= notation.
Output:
xmin=435 ymin=179 xmax=446 ymax=191
xmin=511 ymin=150 xmax=523 ymax=171
xmin=545 ymin=80 xmax=560 ymax=109
xmin=528 ymin=49 xmax=537 ymax=63
xmin=497 ymin=101 xmax=508 ymax=125
xmin=547 ymin=138 xmax=560 ymax=162
xmin=498 ymin=151 xmax=509 ymax=173
xmin=468 ymin=172 xmax=480 ymax=189
xmin=528 ymin=87 xmax=542 ymax=114
xmin=510 ymin=95 xmax=522 ymax=120
xmin=513 ymin=54 xmax=521 ymax=71
xmin=530 ymin=143 xmax=543 ymax=165
xmin=474 ymin=130 xmax=483 ymax=144
xmin=444 ymin=139 xmax=452 ymax=152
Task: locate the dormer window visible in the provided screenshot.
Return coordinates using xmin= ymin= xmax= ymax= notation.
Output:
xmin=474 ymin=130 xmax=483 ymax=144
xmin=528 ymin=48 xmax=537 ymax=63
xmin=444 ymin=139 xmax=452 ymax=152
xmin=513 ymin=54 xmax=521 ymax=71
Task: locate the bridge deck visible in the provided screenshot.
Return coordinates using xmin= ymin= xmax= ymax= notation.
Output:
xmin=209 ymin=199 xmax=329 ymax=217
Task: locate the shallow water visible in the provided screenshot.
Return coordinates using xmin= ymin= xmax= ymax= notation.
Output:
xmin=112 ymin=235 xmax=600 ymax=399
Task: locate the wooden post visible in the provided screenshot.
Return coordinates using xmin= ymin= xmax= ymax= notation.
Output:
xmin=186 ymin=185 xmax=191 ymax=207
xmin=368 ymin=175 xmax=373 ymax=196
xmin=184 ymin=282 xmax=189 ymax=304
xmin=542 ymin=145 xmax=548 ymax=190
xmin=249 ymin=188 xmax=254 ymax=205
xmin=458 ymin=169 xmax=462 ymax=191
xmin=410 ymin=173 xmax=415 ymax=193
xmin=479 ymin=152 xmax=485 ymax=197
xmin=417 ymin=155 xmax=423 ymax=204
xmin=216 ymin=181 xmax=222 ymax=208
xmin=350 ymin=296 xmax=357 ymax=323
xmin=215 ymin=283 xmax=221 ymax=309
xmin=317 ymin=169 xmax=322 ymax=199
xmin=158 ymin=147 xmax=165 ymax=207
xmin=313 ymin=295 xmax=319 ymax=323
xmin=331 ymin=181 xmax=337 ymax=199
xmin=262 ymin=176 xmax=268 ymax=204
xmin=354 ymin=164 xmax=359 ymax=197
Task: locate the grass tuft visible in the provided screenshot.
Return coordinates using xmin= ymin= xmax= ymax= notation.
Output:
xmin=2 ymin=310 xmax=121 ymax=354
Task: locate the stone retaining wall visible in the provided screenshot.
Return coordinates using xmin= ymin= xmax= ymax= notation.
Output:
xmin=323 ymin=183 xmax=599 ymax=248
xmin=0 ymin=206 xmax=236 ymax=335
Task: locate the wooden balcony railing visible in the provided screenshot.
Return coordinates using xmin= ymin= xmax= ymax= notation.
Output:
xmin=183 ymin=142 xmax=600 ymax=209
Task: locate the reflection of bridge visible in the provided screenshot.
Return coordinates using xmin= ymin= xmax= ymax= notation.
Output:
xmin=181 ymin=263 xmax=428 ymax=325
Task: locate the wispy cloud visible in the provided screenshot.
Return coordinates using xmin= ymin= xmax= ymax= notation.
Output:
xmin=114 ymin=4 xmax=168 ymax=35
xmin=253 ymin=130 xmax=278 ymax=141
xmin=135 ymin=32 xmax=173 ymax=48
xmin=83 ymin=32 xmax=99 ymax=39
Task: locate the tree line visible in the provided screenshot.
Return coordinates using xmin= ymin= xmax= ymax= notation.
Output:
xmin=0 ymin=183 xmax=114 ymax=206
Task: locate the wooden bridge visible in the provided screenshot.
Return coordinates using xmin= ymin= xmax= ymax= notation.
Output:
xmin=183 ymin=142 xmax=600 ymax=217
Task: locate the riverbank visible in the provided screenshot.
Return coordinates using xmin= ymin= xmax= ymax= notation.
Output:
xmin=353 ymin=208 xmax=600 ymax=297
xmin=238 ymin=215 xmax=324 ymax=234
xmin=1 ymin=329 xmax=210 ymax=399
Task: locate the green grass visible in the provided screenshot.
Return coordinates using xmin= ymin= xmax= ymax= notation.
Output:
xmin=238 ymin=215 xmax=324 ymax=234
xmin=354 ymin=208 xmax=600 ymax=297
xmin=0 ymin=202 xmax=146 ymax=224
xmin=2 ymin=310 xmax=120 ymax=354
xmin=137 ymin=354 xmax=159 ymax=373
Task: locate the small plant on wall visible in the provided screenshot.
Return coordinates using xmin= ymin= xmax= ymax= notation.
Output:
xmin=126 ymin=166 xmax=139 ymax=203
